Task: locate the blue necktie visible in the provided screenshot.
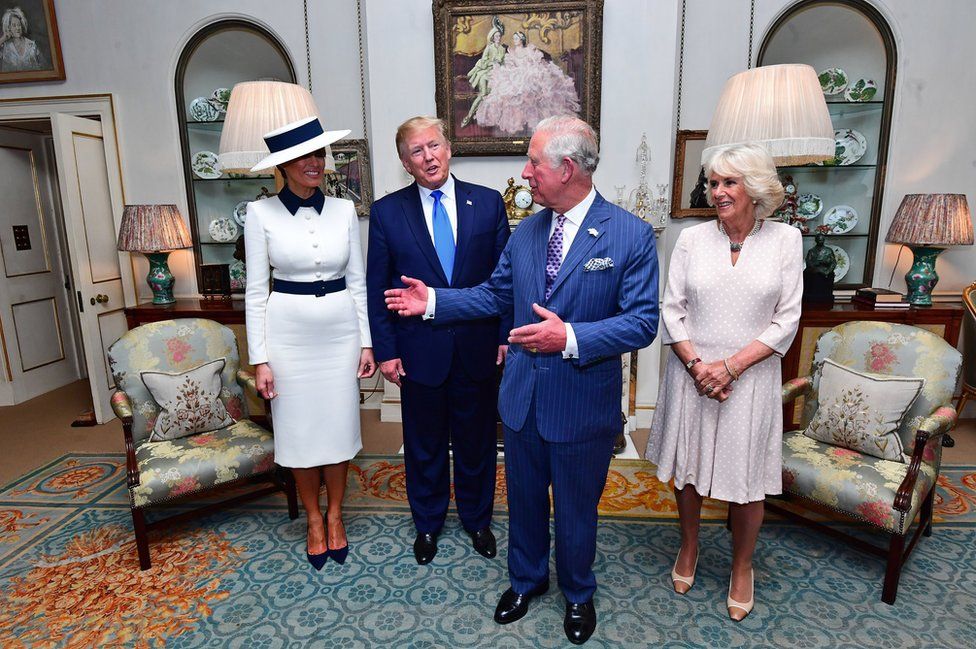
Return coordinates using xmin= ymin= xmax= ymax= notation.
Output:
xmin=430 ymin=189 xmax=455 ymax=283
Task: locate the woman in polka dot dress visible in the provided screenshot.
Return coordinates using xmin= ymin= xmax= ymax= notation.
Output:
xmin=645 ymin=142 xmax=803 ymax=621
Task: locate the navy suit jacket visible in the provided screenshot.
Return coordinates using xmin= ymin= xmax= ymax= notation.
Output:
xmin=366 ymin=177 xmax=511 ymax=386
xmin=436 ymin=192 xmax=660 ymax=442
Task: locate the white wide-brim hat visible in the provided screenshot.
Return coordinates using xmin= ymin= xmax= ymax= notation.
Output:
xmin=250 ymin=116 xmax=350 ymax=172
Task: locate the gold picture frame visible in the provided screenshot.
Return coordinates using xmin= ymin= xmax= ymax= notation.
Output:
xmin=671 ymin=130 xmax=715 ymax=218
xmin=0 ymin=0 xmax=65 ymax=84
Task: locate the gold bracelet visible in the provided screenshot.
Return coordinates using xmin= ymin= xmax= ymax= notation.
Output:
xmin=723 ymin=358 xmax=740 ymax=381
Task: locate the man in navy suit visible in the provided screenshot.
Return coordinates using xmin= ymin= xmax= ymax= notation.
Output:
xmin=386 ymin=116 xmax=660 ymax=645
xmin=366 ymin=116 xmax=510 ymax=566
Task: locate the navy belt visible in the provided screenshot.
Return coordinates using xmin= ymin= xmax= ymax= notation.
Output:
xmin=272 ymin=277 xmax=346 ymax=297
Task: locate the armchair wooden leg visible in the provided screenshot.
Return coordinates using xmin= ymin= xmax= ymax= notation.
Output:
xmin=131 ymin=508 xmax=151 ymax=570
xmin=725 ymin=504 xmax=732 ymax=532
xmin=921 ymin=487 xmax=936 ymax=537
xmin=281 ymin=467 xmax=299 ymax=520
xmin=882 ymin=533 xmax=905 ymax=605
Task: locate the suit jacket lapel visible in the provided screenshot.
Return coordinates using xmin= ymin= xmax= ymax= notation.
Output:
xmin=451 ymin=178 xmax=474 ymax=285
xmin=548 ymin=192 xmax=611 ymax=300
xmin=401 ymin=182 xmax=449 ymax=285
xmin=534 ymin=208 xmax=553 ymax=301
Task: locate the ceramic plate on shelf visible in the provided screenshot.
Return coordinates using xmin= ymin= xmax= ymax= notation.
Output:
xmin=823 ymin=204 xmax=858 ymax=234
xmin=208 ymin=217 xmax=239 ymax=243
xmin=233 ymin=201 xmax=249 ymax=227
xmin=834 ymin=129 xmax=867 ymax=165
xmin=845 ymin=78 xmax=878 ymax=102
xmin=189 ymin=96 xmax=219 ymax=122
xmin=797 ymin=193 xmax=824 ymax=220
xmin=828 ymin=244 xmax=850 ymax=282
xmin=229 ymin=260 xmax=246 ymax=290
xmin=818 ymin=67 xmax=849 ymax=95
xmin=191 ymin=151 xmax=222 ymax=179
xmin=210 ymin=87 xmax=231 ymax=113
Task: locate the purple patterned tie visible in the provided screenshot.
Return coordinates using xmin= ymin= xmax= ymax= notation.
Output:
xmin=545 ymin=214 xmax=567 ymax=300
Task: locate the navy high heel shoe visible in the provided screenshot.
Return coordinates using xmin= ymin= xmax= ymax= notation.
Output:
xmin=306 ymin=549 xmax=328 ymax=571
xmin=328 ymin=544 xmax=349 ymax=565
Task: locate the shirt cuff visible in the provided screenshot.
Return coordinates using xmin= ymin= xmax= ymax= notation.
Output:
xmin=562 ymin=323 xmax=578 ymax=359
xmin=423 ymin=288 xmax=436 ymax=320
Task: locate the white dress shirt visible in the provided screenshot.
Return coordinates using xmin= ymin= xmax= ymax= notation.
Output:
xmin=425 ymin=186 xmax=597 ymax=360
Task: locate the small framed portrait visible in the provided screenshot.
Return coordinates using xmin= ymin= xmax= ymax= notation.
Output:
xmin=325 ymin=138 xmax=374 ymax=218
xmin=671 ymin=130 xmax=715 ymax=218
xmin=433 ymin=0 xmax=604 ymax=156
xmin=0 ymin=1 xmax=65 ymax=84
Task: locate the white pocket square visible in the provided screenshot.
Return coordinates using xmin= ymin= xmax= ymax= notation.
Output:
xmin=583 ymin=257 xmax=614 ymax=272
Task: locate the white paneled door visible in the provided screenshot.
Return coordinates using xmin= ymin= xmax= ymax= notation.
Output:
xmin=0 ymin=128 xmax=81 ymax=404
xmin=51 ymin=114 xmax=130 ymax=423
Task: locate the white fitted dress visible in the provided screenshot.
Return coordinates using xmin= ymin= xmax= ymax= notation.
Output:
xmin=244 ymin=194 xmax=371 ymax=468
xmin=644 ymin=221 xmax=803 ymax=503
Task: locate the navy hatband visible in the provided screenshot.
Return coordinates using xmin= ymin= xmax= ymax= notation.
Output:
xmin=264 ymin=119 xmax=324 ymax=154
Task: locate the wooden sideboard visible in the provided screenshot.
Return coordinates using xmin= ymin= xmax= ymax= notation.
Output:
xmin=782 ymin=302 xmax=964 ymax=426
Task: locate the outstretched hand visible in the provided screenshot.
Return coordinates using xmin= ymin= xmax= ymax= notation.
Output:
xmin=385 ymin=276 xmax=429 ymax=317
xmin=508 ymin=303 xmax=567 ymax=353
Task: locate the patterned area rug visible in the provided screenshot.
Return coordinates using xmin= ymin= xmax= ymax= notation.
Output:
xmin=1 ymin=454 xmax=975 ymax=647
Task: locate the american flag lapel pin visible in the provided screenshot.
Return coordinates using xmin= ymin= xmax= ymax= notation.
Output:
xmin=466 ymin=200 xmax=473 ymax=205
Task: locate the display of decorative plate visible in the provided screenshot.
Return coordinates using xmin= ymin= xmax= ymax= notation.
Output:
xmin=191 ymin=150 xmax=222 ymax=179
xmin=233 ymin=201 xmax=249 ymax=227
xmin=797 ymin=193 xmax=824 ymax=220
xmin=833 ymin=128 xmax=867 ymax=166
xmin=209 ymin=87 xmax=231 ymax=113
xmin=828 ymin=244 xmax=850 ymax=282
xmin=844 ymin=78 xmax=878 ymax=102
xmin=189 ymin=96 xmax=219 ymax=122
xmin=208 ymin=217 xmax=239 ymax=243
xmin=818 ymin=67 xmax=849 ymax=95
xmin=823 ymin=204 xmax=858 ymax=234
xmin=229 ymin=260 xmax=246 ymax=290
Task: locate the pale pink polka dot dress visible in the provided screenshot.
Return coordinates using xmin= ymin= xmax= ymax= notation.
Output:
xmin=645 ymin=220 xmax=803 ymax=503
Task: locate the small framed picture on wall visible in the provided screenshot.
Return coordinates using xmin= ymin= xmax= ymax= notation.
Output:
xmin=325 ymin=138 xmax=374 ymax=218
xmin=0 ymin=0 xmax=65 ymax=84
xmin=671 ymin=130 xmax=715 ymax=218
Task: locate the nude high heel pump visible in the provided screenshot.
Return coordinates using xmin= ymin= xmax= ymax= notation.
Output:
xmin=670 ymin=548 xmax=699 ymax=594
xmin=727 ymin=569 xmax=754 ymax=621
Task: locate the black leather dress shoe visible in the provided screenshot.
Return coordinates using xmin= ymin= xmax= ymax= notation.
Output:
xmin=469 ymin=527 xmax=497 ymax=558
xmin=413 ymin=532 xmax=437 ymax=565
xmin=493 ymin=584 xmax=549 ymax=624
xmin=564 ymin=600 xmax=596 ymax=645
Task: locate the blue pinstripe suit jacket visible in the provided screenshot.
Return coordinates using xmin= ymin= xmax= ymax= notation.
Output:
xmin=437 ymin=191 xmax=660 ymax=442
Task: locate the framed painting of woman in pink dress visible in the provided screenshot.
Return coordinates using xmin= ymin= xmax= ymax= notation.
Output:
xmin=433 ymin=0 xmax=604 ymax=155
xmin=0 ymin=1 xmax=64 ymax=84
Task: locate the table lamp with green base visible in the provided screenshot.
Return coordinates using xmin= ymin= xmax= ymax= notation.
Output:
xmin=117 ymin=204 xmax=193 ymax=305
xmin=885 ymin=194 xmax=973 ymax=306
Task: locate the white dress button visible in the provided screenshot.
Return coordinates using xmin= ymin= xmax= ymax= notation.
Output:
xmin=314 ymin=259 xmax=321 ymax=265
xmin=312 ymin=243 xmax=319 ymax=248
xmin=305 ymin=215 xmax=311 ymax=220
xmin=315 ymin=272 xmax=322 ymax=278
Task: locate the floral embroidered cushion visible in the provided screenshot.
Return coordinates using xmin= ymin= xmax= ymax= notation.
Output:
xmin=803 ymin=358 xmax=924 ymax=462
xmin=141 ymin=358 xmax=234 ymax=442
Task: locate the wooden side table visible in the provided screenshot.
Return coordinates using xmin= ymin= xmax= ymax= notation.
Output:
xmin=783 ymin=302 xmax=964 ymax=427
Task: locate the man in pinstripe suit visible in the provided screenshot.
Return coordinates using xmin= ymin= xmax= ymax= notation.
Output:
xmin=386 ymin=116 xmax=660 ymax=645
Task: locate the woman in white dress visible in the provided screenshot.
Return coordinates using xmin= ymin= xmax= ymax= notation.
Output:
xmin=245 ymin=117 xmax=375 ymax=570
xmin=645 ymin=142 xmax=802 ymax=620
xmin=0 ymin=7 xmax=46 ymax=72
xmin=474 ymin=31 xmax=581 ymax=135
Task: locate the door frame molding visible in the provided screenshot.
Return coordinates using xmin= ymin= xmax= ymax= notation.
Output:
xmin=0 ymin=93 xmax=136 ymax=307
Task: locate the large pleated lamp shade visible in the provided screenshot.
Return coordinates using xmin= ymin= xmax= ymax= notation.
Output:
xmin=117 ymin=204 xmax=193 ymax=305
xmin=703 ymin=64 xmax=834 ymax=166
xmin=217 ymin=80 xmax=336 ymax=173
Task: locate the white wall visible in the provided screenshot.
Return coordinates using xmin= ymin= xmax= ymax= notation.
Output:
xmin=0 ymin=0 xmax=972 ymax=413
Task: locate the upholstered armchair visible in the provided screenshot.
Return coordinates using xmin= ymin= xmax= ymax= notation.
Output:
xmin=957 ymin=281 xmax=976 ymax=414
xmin=107 ymin=318 xmax=298 ymax=569
xmin=772 ymin=321 xmax=962 ymax=604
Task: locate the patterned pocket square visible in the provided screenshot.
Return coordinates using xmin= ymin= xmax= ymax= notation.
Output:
xmin=583 ymin=257 xmax=614 ymax=272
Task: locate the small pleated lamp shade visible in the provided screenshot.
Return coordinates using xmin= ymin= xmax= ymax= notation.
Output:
xmin=886 ymin=194 xmax=974 ymax=247
xmin=703 ymin=64 xmax=834 ymax=166
xmin=117 ymin=204 xmax=193 ymax=252
xmin=217 ymin=80 xmax=336 ymax=173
